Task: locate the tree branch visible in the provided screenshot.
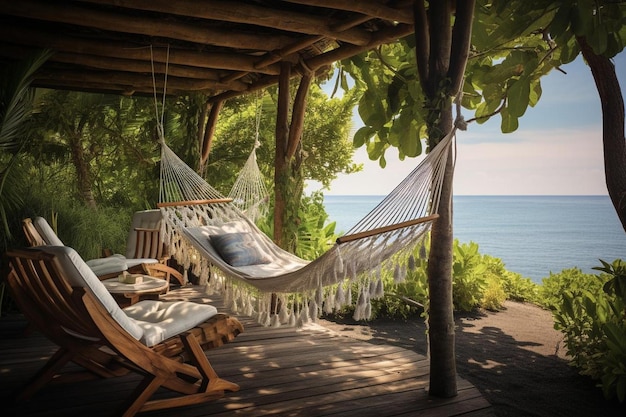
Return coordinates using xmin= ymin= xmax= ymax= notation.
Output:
xmin=413 ymin=0 xmax=430 ymax=93
xmin=448 ymin=0 xmax=476 ymax=95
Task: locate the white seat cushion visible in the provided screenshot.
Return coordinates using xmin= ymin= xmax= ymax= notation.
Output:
xmin=86 ymin=257 xmax=129 ymax=276
xmin=33 ymin=217 xmax=64 ymax=246
xmin=124 ymin=301 xmax=218 ymax=347
xmin=38 ymin=246 xmax=220 ymax=348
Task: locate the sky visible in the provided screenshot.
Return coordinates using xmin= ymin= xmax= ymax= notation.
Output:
xmin=307 ymin=53 xmax=626 ymax=196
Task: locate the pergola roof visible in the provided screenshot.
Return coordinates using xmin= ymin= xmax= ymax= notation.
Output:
xmin=0 ymin=0 xmax=415 ymax=100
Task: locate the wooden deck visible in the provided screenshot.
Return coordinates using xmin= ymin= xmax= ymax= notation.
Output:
xmin=0 ymin=286 xmax=493 ymax=416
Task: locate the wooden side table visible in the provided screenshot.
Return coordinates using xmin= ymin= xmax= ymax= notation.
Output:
xmin=101 ymin=275 xmax=169 ymax=307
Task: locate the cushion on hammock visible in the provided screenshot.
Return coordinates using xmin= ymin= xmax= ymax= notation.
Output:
xmin=210 ymin=232 xmax=272 ymax=267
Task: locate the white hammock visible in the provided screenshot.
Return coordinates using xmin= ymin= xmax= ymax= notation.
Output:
xmin=227 ymin=142 xmax=269 ymax=222
xmin=158 ymin=129 xmax=455 ymax=327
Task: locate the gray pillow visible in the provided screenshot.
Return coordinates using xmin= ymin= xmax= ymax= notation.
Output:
xmin=210 ymin=232 xmax=271 ymax=267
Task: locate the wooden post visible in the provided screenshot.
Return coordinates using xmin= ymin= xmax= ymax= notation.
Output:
xmin=273 ymin=62 xmax=291 ymax=247
xmin=200 ymin=99 xmax=224 ymax=166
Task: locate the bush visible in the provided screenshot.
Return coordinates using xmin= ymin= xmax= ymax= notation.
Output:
xmin=546 ymin=260 xmax=626 ymax=403
xmin=452 ymin=241 xmax=488 ymax=311
xmin=481 ymin=276 xmax=507 ymax=311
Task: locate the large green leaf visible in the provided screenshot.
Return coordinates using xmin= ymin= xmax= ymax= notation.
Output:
xmin=358 ymin=90 xmax=388 ymax=129
xmin=500 ymin=107 xmax=519 ymax=133
xmin=507 ymin=77 xmax=531 ymax=118
xmin=353 ymin=126 xmax=376 ymax=148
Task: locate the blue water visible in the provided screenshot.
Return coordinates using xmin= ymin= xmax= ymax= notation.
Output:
xmin=323 ymin=195 xmax=626 ymax=283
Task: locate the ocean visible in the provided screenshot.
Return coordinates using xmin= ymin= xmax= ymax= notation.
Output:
xmin=323 ymin=195 xmax=626 ymax=283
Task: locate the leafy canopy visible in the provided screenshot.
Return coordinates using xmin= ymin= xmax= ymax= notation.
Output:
xmin=342 ymin=0 xmax=626 ymax=164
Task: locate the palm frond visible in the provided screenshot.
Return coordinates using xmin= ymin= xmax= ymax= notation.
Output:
xmin=0 ymin=49 xmax=54 ymax=151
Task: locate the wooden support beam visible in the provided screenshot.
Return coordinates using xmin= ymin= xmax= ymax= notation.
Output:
xmin=208 ymin=22 xmax=415 ymax=104
xmin=284 ymin=0 xmax=414 ymax=24
xmin=305 ymin=23 xmax=415 ymax=70
xmin=0 ymin=0 xmax=292 ymax=52
xmin=33 ymin=69 xmax=245 ymax=93
xmin=79 ymin=0 xmax=373 ymax=46
xmin=51 ymin=52 xmax=220 ymax=81
xmin=286 ymin=72 xmax=313 ymax=161
xmin=273 ymin=63 xmax=291 ymax=246
xmin=0 ymin=26 xmax=281 ymax=75
xmin=200 ymin=100 xmax=224 ymax=165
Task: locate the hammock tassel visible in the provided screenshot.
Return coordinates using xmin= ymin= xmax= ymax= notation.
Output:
xmin=419 ymin=243 xmax=428 ymax=260
xmin=289 ymin=311 xmax=298 ymax=327
xmin=270 ymin=313 xmax=281 ymax=328
xmin=374 ymin=277 xmax=384 ymax=299
xmin=364 ymin=300 xmax=372 ymax=320
xmin=408 ymin=254 xmax=416 ymax=271
xmin=309 ymin=298 xmax=318 ymax=322
xmin=278 ymin=302 xmax=290 ymax=324
xmin=335 ymin=284 xmax=346 ymax=308
xmin=323 ymin=292 xmax=335 ymax=314
xmin=334 ymin=249 xmax=344 ymax=274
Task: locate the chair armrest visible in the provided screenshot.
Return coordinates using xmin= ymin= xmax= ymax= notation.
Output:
xmin=142 ymin=263 xmax=184 ymax=286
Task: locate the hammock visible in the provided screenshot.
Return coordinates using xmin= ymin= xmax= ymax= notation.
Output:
xmin=158 ymin=127 xmax=455 ymax=327
xmin=227 ymin=91 xmax=269 ymax=222
xmin=227 ymin=141 xmax=269 ymax=222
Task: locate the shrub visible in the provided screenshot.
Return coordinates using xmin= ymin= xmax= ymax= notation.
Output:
xmin=452 ymin=240 xmax=487 ymax=311
xmin=481 ymin=276 xmax=507 ymax=311
xmin=547 ymin=260 xmax=626 ymax=403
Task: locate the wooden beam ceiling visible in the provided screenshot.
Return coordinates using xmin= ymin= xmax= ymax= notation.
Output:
xmin=0 ymin=0 xmax=415 ymax=99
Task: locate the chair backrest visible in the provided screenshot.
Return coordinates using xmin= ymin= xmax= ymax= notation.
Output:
xmin=32 ymin=217 xmax=64 ymax=246
xmin=22 ymin=218 xmax=47 ymax=246
xmin=125 ymin=210 xmax=168 ymax=260
xmin=9 ymin=246 xmax=144 ymax=340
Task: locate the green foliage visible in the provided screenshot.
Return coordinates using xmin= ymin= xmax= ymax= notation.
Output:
xmin=481 ymin=277 xmax=507 ymax=311
xmin=257 ymin=191 xmax=337 ymax=261
xmin=594 ymin=259 xmax=626 ymax=302
xmin=292 ymin=192 xmax=337 ymax=260
xmin=545 ymin=261 xmax=626 ymax=402
xmin=452 ymin=241 xmax=489 ymax=311
xmin=341 ymin=1 xmax=626 ymax=165
xmin=27 ymin=90 xmax=164 ymax=209
xmin=500 ymin=270 xmax=541 ymax=304
xmin=358 ymin=238 xmax=541 ymax=319
xmin=540 ymin=267 xmax=596 ymax=311
xmin=211 ymin=85 xmax=361 ymax=195
xmin=0 ymin=49 xmax=53 ymax=239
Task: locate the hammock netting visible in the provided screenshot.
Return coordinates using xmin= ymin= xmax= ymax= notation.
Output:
xmin=227 ymin=143 xmax=269 ymax=222
xmin=158 ymin=129 xmax=454 ymax=327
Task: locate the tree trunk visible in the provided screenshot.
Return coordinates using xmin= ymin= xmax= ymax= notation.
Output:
xmin=68 ymin=134 xmax=97 ymax=210
xmin=426 ymin=111 xmax=457 ymax=398
xmin=414 ymin=0 xmax=474 ymax=398
xmin=577 ymin=37 xmax=626 ymax=231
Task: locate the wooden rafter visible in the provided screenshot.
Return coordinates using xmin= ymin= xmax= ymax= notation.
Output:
xmin=79 ymin=0 xmax=375 ymax=46
xmin=0 ymin=0 xmax=414 ymax=99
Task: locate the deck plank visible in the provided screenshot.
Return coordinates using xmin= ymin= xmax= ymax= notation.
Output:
xmin=0 ymin=286 xmax=493 ymax=416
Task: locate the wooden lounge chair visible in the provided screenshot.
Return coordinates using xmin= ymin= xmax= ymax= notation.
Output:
xmin=5 ymin=245 xmax=243 ymax=416
xmin=22 ymin=216 xmax=184 ymax=285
